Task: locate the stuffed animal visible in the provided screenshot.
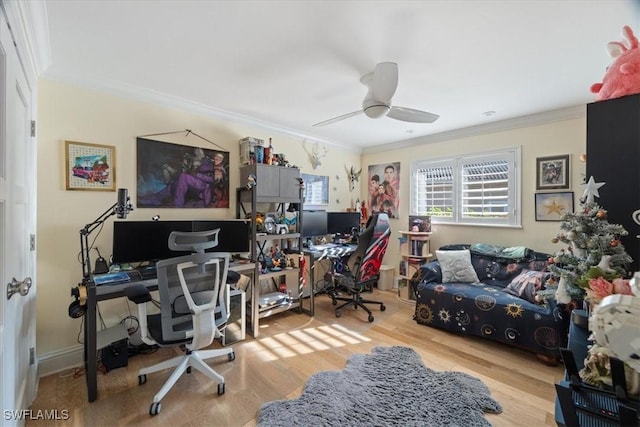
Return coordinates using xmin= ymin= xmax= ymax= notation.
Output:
xmin=591 ymin=25 xmax=640 ymax=101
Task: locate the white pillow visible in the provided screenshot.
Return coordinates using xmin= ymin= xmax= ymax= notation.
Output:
xmin=436 ymin=249 xmax=480 ymax=284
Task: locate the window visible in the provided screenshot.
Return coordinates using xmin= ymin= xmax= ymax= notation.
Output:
xmin=411 ymin=148 xmax=520 ymax=226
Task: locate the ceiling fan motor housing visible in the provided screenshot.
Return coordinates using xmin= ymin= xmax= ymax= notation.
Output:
xmin=362 ymin=100 xmax=390 ymax=118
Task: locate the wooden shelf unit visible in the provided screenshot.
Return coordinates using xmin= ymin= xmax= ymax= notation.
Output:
xmin=397 ymin=231 xmax=432 ymax=301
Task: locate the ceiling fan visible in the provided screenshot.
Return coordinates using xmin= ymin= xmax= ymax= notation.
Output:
xmin=313 ymin=62 xmax=439 ymax=127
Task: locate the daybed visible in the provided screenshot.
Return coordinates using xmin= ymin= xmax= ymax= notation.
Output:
xmin=409 ymin=243 xmax=574 ymax=361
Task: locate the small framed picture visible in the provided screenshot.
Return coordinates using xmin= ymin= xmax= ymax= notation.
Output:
xmin=408 ymin=215 xmax=431 ymax=232
xmin=536 ymin=154 xmax=570 ymax=190
xmin=535 ymin=192 xmax=574 ymax=221
xmin=65 ymin=140 xmax=115 ymax=191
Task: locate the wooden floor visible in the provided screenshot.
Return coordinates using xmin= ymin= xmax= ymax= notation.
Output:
xmin=28 ymin=289 xmax=564 ymax=426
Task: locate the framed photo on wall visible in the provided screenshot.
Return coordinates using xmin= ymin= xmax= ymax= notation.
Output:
xmin=65 ymin=140 xmax=115 ymax=191
xmin=302 ymin=173 xmax=329 ymax=208
xmin=535 ymin=192 xmax=574 ymax=221
xmin=136 ymin=138 xmax=230 ymax=208
xmin=536 ymin=154 xmax=570 ymax=190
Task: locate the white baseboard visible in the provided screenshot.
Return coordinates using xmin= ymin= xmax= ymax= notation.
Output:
xmin=37 ymin=345 xmax=83 ymax=378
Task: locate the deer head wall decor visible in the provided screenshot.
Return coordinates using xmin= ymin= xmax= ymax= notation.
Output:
xmin=347 ymin=165 xmax=362 ymax=192
xmin=304 ymin=141 xmax=328 ymax=170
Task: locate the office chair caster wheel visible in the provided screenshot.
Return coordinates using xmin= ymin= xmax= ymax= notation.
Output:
xmin=332 ymin=299 xmax=337 ymax=306
xmin=149 ymin=402 xmax=161 ymax=416
xmin=218 ymin=383 xmax=226 ymax=395
xmin=368 ymin=315 xmax=374 ymax=322
xmin=138 ymin=374 xmax=147 ymax=385
xmin=228 ymin=351 xmax=235 ymax=361
xmin=380 ymin=304 xmax=386 ymax=311
xmin=335 ymin=310 xmax=342 ymax=318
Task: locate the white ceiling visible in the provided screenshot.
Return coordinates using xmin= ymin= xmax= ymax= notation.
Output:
xmin=42 ymin=1 xmax=640 ymax=150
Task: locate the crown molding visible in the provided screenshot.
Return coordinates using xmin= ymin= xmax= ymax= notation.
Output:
xmin=41 ymin=71 xmax=361 ymax=153
xmin=363 ymin=105 xmax=586 ymax=154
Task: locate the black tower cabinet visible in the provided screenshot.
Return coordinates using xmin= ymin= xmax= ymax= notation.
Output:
xmin=586 ymin=93 xmax=640 ymax=273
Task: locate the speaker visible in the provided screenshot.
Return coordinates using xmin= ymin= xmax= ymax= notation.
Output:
xmin=94 ymin=256 xmax=109 ymax=274
xmin=101 ymin=338 xmax=128 ymax=372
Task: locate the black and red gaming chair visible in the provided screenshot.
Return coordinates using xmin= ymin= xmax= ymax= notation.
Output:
xmin=330 ymin=212 xmax=391 ymax=322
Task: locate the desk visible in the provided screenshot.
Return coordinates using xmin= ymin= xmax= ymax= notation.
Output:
xmin=302 ymin=244 xmax=357 ymax=316
xmin=83 ymin=261 xmax=256 ymax=402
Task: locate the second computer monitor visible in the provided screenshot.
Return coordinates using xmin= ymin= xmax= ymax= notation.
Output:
xmin=301 ymin=211 xmax=328 ymax=238
xmin=327 ymin=212 xmax=361 ymax=235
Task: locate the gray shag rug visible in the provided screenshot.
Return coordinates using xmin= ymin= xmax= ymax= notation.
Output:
xmin=257 ymin=346 xmax=502 ymax=427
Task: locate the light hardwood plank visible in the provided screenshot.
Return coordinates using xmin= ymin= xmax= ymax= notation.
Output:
xmin=27 ymin=289 xmax=564 ymax=426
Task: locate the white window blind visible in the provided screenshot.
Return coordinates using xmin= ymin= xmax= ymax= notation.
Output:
xmin=411 ymin=148 xmax=520 ymax=226
xmin=414 ymin=161 xmax=454 ymax=218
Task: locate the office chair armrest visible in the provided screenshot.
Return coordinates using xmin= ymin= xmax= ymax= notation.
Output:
xmin=124 ymin=284 xmax=152 ymax=304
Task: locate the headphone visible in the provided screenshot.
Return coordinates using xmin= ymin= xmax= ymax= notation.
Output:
xmin=68 ymin=285 xmax=87 ymax=318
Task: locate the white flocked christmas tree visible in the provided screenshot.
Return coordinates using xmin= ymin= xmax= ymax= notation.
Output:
xmin=537 ymin=177 xmax=633 ymax=303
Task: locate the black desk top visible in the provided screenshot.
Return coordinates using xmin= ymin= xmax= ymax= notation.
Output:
xmin=93 ymin=261 xmax=256 ymax=301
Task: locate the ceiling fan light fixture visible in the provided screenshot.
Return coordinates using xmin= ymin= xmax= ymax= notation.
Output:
xmin=363 ymin=104 xmax=390 ymax=119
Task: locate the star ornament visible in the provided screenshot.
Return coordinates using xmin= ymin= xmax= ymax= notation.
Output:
xmin=582 ymin=176 xmax=605 ymax=204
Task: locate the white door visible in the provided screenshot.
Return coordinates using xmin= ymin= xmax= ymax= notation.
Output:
xmin=0 ymin=8 xmax=37 ymax=424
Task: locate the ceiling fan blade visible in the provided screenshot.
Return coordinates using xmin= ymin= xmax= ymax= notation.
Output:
xmin=371 ymin=62 xmax=398 ymax=103
xmin=312 ymin=110 xmax=363 ymax=127
xmin=388 ymin=106 xmax=439 ymax=123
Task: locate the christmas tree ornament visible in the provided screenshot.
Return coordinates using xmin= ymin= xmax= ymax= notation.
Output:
xmin=567 ymin=230 xmax=577 ymax=240
xmin=610 ymin=239 xmax=620 ymax=247
xmin=597 ymin=255 xmax=615 ymax=273
xmin=597 ymin=210 xmax=606 ymax=219
xmin=571 ymin=241 xmax=586 ymax=259
xmin=555 ymin=275 xmax=572 ymax=304
xmin=582 ymin=176 xmax=606 ymax=204
xmin=551 ymin=237 xmax=559 ymax=244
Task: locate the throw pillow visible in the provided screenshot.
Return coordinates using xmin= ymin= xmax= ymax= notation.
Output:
xmin=505 ymin=270 xmax=551 ymax=303
xmin=436 ymin=249 xmax=480 ymax=283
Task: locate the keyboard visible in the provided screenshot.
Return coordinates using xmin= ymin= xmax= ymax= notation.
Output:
xmin=94 ymin=269 xmax=154 ymax=286
xmin=94 ymin=272 xmax=131 ymax=286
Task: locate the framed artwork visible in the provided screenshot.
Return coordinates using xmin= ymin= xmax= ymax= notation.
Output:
xmin=136 ymin=138 xmax=229 ymax=208
xmin=65 ymin=140 xmax=115 ymax=191
xmin=535 ymin=192 xmax=574 ymax=221
xmin=536 ymin=154 xmax=570 ymax=190
xmin=368 ymin=162 xmax=400 ymax=219
xmin=302 ymin=173 xmax=329 ymax=208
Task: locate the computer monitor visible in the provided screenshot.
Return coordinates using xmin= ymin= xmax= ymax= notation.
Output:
xmin=327 ymin=212 xmax=361 ymax=235
xmin=301 ymin=211 xmax=328 ymax=238
xmin=112 ymin=219 xmax=251 ymax=265
xmin=112 ymin=221 xmax=192 ymax=265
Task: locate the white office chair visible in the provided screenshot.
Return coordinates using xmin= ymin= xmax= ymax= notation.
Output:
xmin=125 ymin=229 xmax=235 ymax=416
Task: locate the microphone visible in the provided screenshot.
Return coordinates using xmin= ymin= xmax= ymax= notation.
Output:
xmin=116 ymin=188 xmax=130 ymax=219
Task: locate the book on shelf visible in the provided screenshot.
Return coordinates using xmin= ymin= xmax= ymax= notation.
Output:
xmin=411 ymin=240 xmax=430 ymax=257
xmin=399 ymin=260 xmax=407 ymax=277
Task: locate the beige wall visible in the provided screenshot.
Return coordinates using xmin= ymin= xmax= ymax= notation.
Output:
xmin=36 ymin=79 xmax=587 ymax=361
xmin=361 ymin=117 xmax=587 ymax=273
xmin=36 ymin=79 xmax=361 ymax=356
